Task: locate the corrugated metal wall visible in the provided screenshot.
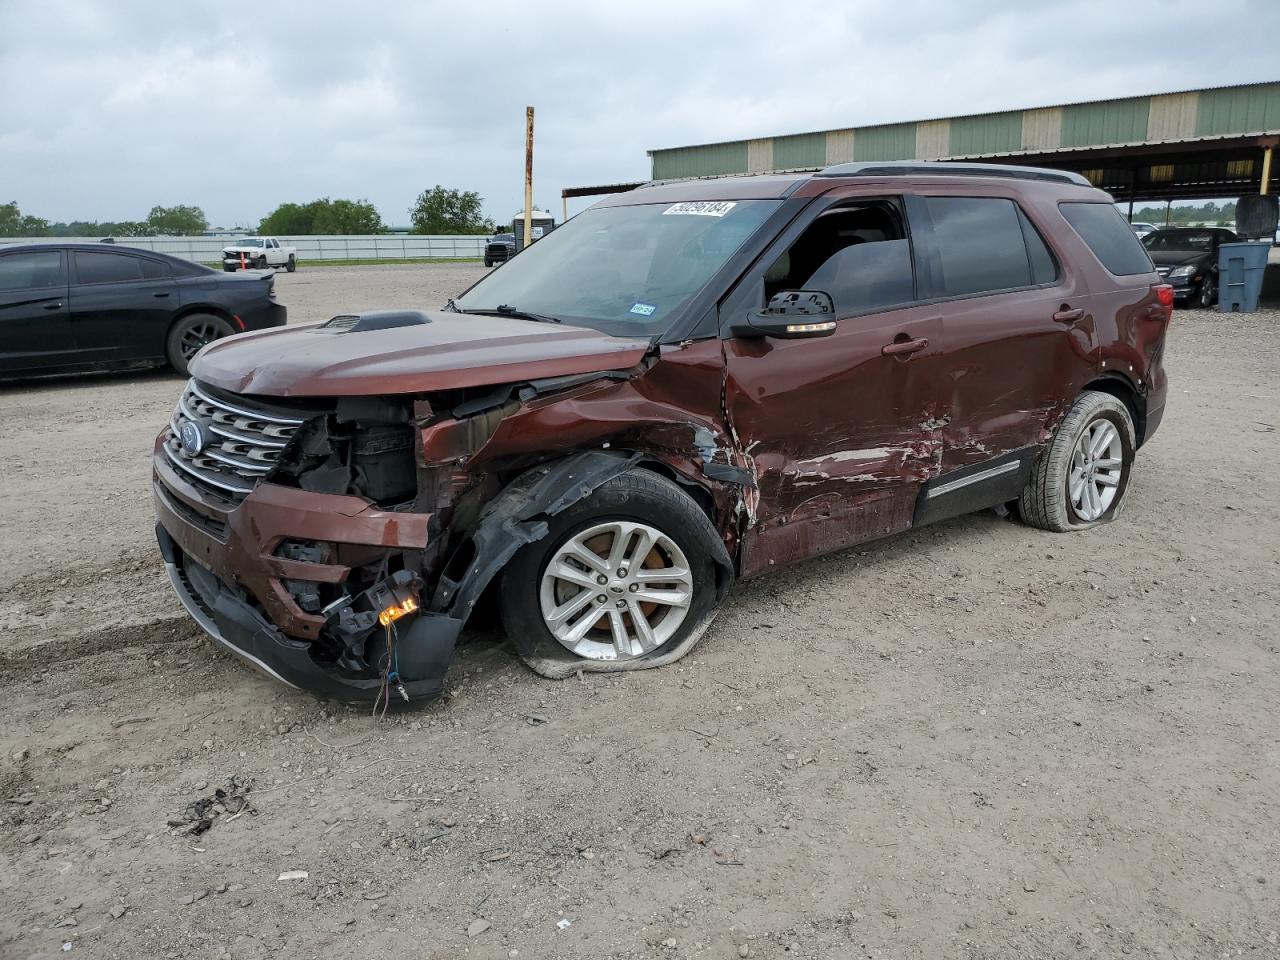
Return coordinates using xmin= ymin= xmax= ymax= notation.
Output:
xmin=647 ymin=82 xmax=1280 ymax=180
xmin=950 ymin=111 xmax=1021 ymax=156
xmin=854 ymin=123 xmax=915 ymax=161
xmin=1060 ymin=96 xmax=1150 ymax=147
xmin=1196 ymin=82 xmax=1280 ymax=136
xmin=651 ymin=141 xmax=748 ymax=179
xmin=771 ymin=132 xmax=827 ymax=170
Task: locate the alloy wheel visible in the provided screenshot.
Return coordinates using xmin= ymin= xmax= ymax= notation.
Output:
xmin=1068 ymin=418 xmax=1123 ymax=521
xmin=180 ymin=320 xmax=223 ymax=360
xmin=538 ymin=520 xmax=693 ymax=661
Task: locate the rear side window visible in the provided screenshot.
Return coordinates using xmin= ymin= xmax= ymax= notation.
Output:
xmin=0 ymin=250 xmax=64 ymax=291
xmin=1018 ymin=209 xmax=1059 ymax=285
xmin=1059 ymin=202 xmax=1154 ymax=276
xmin=74 ymin=251 xmax=149 ymax=284
xmin=140 ymin=258 xmax=170 ymax=279
xmin=924 ymin=197 xmax=1036 ymax=297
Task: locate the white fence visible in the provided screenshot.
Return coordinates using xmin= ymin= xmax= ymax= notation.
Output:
xmin=0 ymin=234 xmax=487 ymax=264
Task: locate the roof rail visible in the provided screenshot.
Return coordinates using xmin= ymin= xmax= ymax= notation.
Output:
xmin=816 ymin=160 xmax=1092 ymax=186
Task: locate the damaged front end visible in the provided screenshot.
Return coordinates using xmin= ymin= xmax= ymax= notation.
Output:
xmin=153 ymin=341 xmax=739 ymax=703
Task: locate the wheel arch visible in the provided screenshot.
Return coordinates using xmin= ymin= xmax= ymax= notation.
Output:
xmin=428 ymin=450 xmax=734 ymax=634
xmin=1081 ymin=373 xmax=1147 ymax=446
xmin=166 ymin=303 xmax=237 ymax=337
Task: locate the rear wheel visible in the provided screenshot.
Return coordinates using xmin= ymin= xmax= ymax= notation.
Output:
xmin=166 ymin=313 xmax=234 ymax=374
xmin=1017 ymin=390 xmax=1135 ymax=532
xmin=285 ymin=255 xmax=296 ymax=272
xmin=500 ymin=470 xmax=723 ymax=678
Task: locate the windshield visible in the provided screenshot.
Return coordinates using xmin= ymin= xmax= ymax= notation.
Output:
xmin=233 ymin=238 xmax=264 ymax=248
xmin=456 ymin=200 xmax=781 ymax=336
xmin=1143 ymin=231 xmax=1215 ymax=252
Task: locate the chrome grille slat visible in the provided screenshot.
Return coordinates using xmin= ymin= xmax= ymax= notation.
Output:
xmin=166 ymin=380 xmax=313 ymax=503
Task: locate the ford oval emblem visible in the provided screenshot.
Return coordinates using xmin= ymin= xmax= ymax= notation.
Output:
xmin=180 ymin=420 xmax=207 ymax=456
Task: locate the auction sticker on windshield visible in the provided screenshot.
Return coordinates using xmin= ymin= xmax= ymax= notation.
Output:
xmin=663 ymin=201 xmax=737 ymax=217
xmin=629 ymin=302 xmax=657 ymax=316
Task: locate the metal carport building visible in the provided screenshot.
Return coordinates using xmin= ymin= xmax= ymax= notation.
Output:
xmin=641 ymin=82 xmax=1280 ymax=205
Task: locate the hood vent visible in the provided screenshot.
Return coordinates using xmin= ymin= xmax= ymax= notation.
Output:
xmin=321 ymin=310 xmax=432 ymax=333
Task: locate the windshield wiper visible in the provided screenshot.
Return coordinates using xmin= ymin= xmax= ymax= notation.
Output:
xmin=461 ymin=304 xmax=561 ymax=324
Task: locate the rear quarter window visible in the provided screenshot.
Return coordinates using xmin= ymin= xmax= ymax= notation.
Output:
xmin=1059 ymin=202 xmax=1154 ymax=277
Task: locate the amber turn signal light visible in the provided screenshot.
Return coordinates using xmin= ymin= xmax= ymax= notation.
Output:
xmin=378 ymin=595 xmax=419 ymax=626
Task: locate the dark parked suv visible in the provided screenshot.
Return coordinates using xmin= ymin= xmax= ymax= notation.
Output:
xmin=153 ymin=161 xmax=1171 ymax=703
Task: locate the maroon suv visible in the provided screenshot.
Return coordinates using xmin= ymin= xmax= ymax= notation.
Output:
xmin=153 ymin=162 xmax=1171 ymax=702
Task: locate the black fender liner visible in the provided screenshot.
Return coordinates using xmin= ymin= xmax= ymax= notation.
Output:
xmin=431 ymin=450 xmax=732 ymax=620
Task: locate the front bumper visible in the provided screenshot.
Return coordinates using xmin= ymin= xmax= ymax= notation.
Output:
xmin=152 ymin=439 xmax=461 ymax=702
xmin=1157 ymin=270 xmax=1203 ymax=299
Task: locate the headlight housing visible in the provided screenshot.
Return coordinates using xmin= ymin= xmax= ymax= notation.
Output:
xmin=1169 ymin=265 xmax=1196 ymax=278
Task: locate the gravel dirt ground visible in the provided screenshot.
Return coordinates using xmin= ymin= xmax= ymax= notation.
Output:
xmin=1 ymin=263 xmax=1278 ymax=960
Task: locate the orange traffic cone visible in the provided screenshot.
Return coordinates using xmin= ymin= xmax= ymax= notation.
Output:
xmin=240 ymin=252 xmax=246 ymax=271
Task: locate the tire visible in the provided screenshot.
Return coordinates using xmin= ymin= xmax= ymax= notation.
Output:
xmin=222 ymin=265 xmax=235 ymax=272
xmin=484 ymin=258 xmax=492 ymax=267
xmin=1197 ymin=274 xmax=1217 ymax=309
xmin=500 ymin=469 xmax=723 ymax=679
xmin=165 ymin=313 xmax=235 ymax=375
xmin=285 ymin=255 xmax=296 ymax=273
xmin=1017 ymin=390 xmax=1136 ymax=533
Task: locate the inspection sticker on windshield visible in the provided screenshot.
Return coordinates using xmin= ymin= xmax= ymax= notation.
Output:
xmin=629 ymin=302 xmax=657 ymax=316
xmin=663 ymin=201 xmax=736 ymax=217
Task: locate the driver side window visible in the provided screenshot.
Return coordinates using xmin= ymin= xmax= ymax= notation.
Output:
xmin=763 ymin=199 xmax=916 ymax=316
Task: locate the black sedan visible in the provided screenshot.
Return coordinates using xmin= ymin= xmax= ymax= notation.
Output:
xmin=1142 ymin=227 xmax=1238 ymax=308
xmin=0 ymin=243 xmax=286 ymax=380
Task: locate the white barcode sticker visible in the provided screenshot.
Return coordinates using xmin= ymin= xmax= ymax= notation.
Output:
xmin=662 ymin=201 xmax=737 ymax=217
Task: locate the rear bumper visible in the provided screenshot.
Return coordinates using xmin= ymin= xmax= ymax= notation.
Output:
xmin=240 ymin=300 xmax=287 ymax=331
xmin=152 ymin=438 xmax=460 ymax=702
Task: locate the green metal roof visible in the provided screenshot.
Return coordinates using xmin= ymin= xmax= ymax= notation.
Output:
xmin=648 ymin=81 xmax=1280 ymax=181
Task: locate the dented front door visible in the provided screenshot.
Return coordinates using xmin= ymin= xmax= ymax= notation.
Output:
xmin=724 ymin=304 xmax=944 ymax=578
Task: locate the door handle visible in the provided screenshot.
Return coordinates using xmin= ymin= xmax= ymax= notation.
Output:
xmin=881 ymin=336 xmax=928 ymax=357
xmin=1052 ymin=306 xmax=1084 ymax=323
xmin=43 ymin=301 xmax=63 ymax=310
xmin=154 ymin=291 xmax=170 ymax=298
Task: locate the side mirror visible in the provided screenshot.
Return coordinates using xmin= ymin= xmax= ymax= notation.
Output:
xmin=730 ymin=290 xmax=837 ymax=339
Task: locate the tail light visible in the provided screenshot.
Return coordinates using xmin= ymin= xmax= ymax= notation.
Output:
xmin=268 ymin=281 xmax=277 ymax=301
xmin=1154 ymin=283 xmax=1174 ymax=321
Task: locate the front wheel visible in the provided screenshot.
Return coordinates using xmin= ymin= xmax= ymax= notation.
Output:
xmin=500 ymin=470 xmax=724 ymax=678
xmin=166 ymin=313 xmax=234 ymax=374
xmin=1197 ymin=274 xmax=1217 ymax=309
xmin=1017 ymin=390 xmax=1136 ymax=532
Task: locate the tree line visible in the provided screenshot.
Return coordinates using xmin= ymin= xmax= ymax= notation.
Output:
xmin=1 ymin=202 xmax=210 ymax=237
xmin=1130 ymin=200 xmax=1238 ymax=226
xmin=2 ymin=186 xmax=498 ymax=238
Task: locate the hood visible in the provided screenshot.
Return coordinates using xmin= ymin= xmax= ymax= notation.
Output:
xmin=1147 ymin=249 xmax=1211 ymax=267
xmin=190 ymin=310 xmax=651 ymax=397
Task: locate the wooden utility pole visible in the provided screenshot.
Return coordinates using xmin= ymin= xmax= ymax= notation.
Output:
xmin=523 ymin=107 xmax=535 ymax=249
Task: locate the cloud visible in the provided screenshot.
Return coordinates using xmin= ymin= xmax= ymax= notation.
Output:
xmin=0 ymin=0 xmax=1276 ymax=226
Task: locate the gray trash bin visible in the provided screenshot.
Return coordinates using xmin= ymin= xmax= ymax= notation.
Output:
xmin=1217 ymin=241 xmax=1270 ymax=313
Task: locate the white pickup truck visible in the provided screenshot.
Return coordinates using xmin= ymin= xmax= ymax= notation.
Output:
xmin=222 ymin=237 xmax=297 ymax=272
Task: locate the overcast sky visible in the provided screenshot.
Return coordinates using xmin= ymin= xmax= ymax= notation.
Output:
xmin=1 ymin=0 xmax=1277 ymax=229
